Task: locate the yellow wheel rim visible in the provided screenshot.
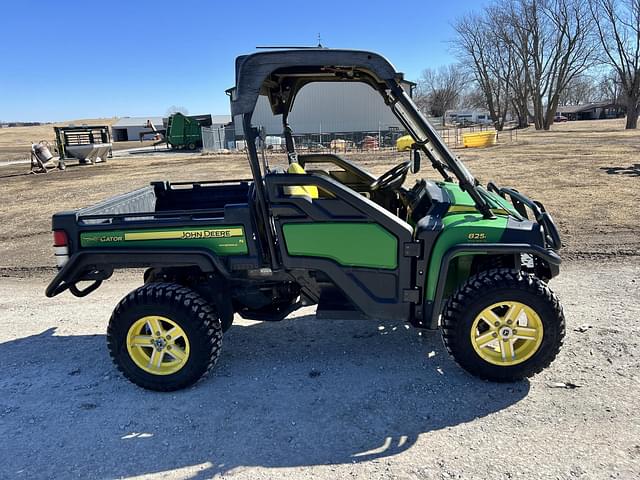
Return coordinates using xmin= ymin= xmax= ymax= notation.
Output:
xmin=126 ymin=316 xmax=190 ymax=376
xmin=470 ymin=301 xmax=543 ymax=366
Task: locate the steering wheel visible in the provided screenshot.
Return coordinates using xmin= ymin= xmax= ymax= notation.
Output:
xmin=370 ymin=159 xmax=412 ymax=191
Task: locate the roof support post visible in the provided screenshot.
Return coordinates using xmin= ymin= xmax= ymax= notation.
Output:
xmin=242 ymin=113 xmax=280 ymax=270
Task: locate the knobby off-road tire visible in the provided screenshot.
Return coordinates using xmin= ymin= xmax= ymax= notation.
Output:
xmin=107 ymin=282 xmax=223 ymax=391
xmin=441 ymin=268 xmax=565 ymax=382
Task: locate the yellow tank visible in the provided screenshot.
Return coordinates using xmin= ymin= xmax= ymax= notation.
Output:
xmin=462 ymin=131 xmax=497 ymax=148
xmin=396 ymin=135 xmax=414 ymax=151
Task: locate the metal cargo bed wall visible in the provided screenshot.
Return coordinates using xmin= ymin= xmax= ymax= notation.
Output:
xmin=78 ymin=187 xmax=157 ymax=224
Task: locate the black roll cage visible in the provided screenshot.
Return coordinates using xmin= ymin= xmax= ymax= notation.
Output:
xmin=229 ymin=49 xmax=494 ymax=267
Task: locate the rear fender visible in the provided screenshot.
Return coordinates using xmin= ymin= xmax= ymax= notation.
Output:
xmin=45 ymin=248 xmax=230 ymax=298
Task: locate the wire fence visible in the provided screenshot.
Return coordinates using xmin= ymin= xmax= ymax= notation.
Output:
xmin=436 ymin=124 xmax=519 ymax=147
xmin=201 ymin=122 xmax=519 ymax=153
xmin=201 ymin=126 xmax=230 ymax=152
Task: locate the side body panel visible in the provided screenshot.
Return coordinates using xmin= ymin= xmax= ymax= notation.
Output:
xmin=79 ymin=225 xmax=248 ymax=256
xmin=283 ymin=222 xmax=398 ymax=269
xmin=266 ymin=172 xmax=415 ymax=321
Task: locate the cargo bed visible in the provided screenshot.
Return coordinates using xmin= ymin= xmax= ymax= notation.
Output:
xmin=78 ymin=180 xmax=252 ymax=224
xmin=47 ymin=179 xmax=260 ymax=298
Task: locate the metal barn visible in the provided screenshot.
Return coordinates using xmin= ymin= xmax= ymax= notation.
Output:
xmin=249 ymin=81 xmax=415 ymax=136
xmin=111 ymin=117 xmax=165 ymax=142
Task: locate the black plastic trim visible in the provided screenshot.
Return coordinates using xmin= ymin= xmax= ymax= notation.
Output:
xmin=298 ymin=153 xmax=377 ymax=185
xmin=487 ymin=183 xmax=562 ymax=250
xmin=425 ymin=243 xmax=562 ymax=329
xmin=45 ymin=248 xmax=232 ymax=298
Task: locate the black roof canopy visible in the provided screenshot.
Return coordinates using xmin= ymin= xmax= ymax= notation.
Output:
xmin=229 ymin=49 xmax=405 ymax=117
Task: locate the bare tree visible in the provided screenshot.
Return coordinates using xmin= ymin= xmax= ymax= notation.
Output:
xmin=558 ymin=74 xmax=599 ymax=104
xmin=597 ymin=69 xmax=625 ymax=102
xmin=453 ymin=11 xmax=516 ymax=130
xmin=461 ymin=85 xmax=491 ymax=109
xmin=415 ymin=65 xmax=468 ymax=124
xmin=492 ymin=4 xmax=533 ymax=128
xmin=589 ymin=0 xmax=640 ymax=128
xmin=166 ymin=105 xmax=190 ymax=116
xmin=506 ymin=0 xmax=598 ymax=130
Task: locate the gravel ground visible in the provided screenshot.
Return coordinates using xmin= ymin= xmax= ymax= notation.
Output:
xmin=0 ymin=259 xmax=639 ymax=479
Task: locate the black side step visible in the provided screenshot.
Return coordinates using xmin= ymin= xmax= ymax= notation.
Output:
xmin=316 ymin=287 xmax=368 ymax=320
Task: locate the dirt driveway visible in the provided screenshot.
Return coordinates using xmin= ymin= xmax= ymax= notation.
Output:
xmin=0 ymin=259 xmax=638 ymax=479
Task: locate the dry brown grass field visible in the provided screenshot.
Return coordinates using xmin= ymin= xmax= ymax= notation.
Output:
xmin=0 ymin=118 xmax=638 ymax=269
xmin=0 ymin=118 xmax=160 ymax=163
xmin=0 ymin=118 xmax=117 ymax=163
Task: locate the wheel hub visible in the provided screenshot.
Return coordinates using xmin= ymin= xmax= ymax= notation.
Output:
xmin=153 ymin=337 xmax=167 ymax=350
xmin=470 ymin=301 xmax=544 ymax=366
xmin=499 ymin=326 xmax=513 ymax=339
xmin=126 ymin=315 xmax=190 ymax=375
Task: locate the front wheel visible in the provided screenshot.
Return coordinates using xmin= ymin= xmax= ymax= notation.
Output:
xmin=107 ymin=282 xmax=223 ymax=391
xmin=441 ymin=268 xmax=565 ymax=382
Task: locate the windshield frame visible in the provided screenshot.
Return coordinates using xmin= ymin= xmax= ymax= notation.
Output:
xmin=384 ymin=81 xmax=493 ymax=218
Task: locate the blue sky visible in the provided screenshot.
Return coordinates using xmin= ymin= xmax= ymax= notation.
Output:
xmin=0 ymin=1 xmax=488 ymax=122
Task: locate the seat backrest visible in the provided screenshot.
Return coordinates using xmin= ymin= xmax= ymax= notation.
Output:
xmin=284 ymin=163 xmax=319 ymax=199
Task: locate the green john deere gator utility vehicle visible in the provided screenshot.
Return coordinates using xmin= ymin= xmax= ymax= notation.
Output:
xmin=46 ymin=49 xmax=565 ymax=391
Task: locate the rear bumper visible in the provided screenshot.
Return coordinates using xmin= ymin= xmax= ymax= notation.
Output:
xmin=45 ymin=248 xmax=233 ymax=298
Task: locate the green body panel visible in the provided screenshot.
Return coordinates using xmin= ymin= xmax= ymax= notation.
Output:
xmin=424 ymin=212 xmax=509 ymax=301
xmin=438 ymin=182 xmax=522 ymax=218
xmin=80 ymin=225 xmax=248 ymax=255
xmin=283 ymin=222 xmax=398 ymax=269
xmin=439 ymin=182 xmax=475 ymax=206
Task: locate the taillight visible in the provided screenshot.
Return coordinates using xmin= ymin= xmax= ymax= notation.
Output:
xmin=53 ymin=230 xmax=69 ymax=267
xmin=53 ymin=230 xmax=68 ymax=247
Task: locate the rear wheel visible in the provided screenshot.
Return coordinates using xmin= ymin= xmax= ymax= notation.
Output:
xmin=441 ymin=268 xmax=564 ymax=381
xmin=107 ymin=282 xmax=222 ymax=391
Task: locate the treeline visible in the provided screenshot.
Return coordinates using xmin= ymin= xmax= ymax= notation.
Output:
xmin=0 ymin=122 xmax=45 ymax=128
xmin=416 ymin=0 xmax=639 ymax=130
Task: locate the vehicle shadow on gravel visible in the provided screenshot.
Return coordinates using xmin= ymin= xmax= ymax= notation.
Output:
xmin=0 ymin=318 xmax=529 ymax=478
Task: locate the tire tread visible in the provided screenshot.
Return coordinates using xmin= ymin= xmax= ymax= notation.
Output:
xmin=107 ymin=282 xmax=222 ymax=391
xmin=441 ymin=268 xmax=565 ymax=381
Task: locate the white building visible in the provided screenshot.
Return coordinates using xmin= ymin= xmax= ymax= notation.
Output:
xmin=249 ymin=81 xmax=415 ymax=136
xmin=111 ymin=117 xmax=165 ymax=142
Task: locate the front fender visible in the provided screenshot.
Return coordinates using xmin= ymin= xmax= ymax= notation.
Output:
xmin=424 ymin=213 xmax=509 ymax=302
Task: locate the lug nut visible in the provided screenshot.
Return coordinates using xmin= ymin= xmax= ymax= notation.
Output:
xmin=494 ymin=322 xmax=500 ymax=327
xmin=507 ymin=320 xmax=512 ymax=325
xmin=492 ymin=333 xmax=498 ymax=338
xmin=166 ymin=335 xmax=171 ymax=340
